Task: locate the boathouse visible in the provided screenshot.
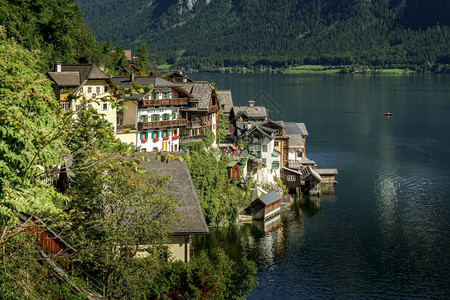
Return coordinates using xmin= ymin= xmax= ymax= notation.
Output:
xmin=251 ymin=190 xmax=282 ymax=220
xmin=316 ymin=169 xmax=338 ymax=186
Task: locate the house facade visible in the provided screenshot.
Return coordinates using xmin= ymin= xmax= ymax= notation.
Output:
xmin=47 ymin=62 xmax=116 ymax=132
xmin=179 ymin=82 xmax=220 ymax=146
xmin=112 ymin=76 xmax=190 ymax=152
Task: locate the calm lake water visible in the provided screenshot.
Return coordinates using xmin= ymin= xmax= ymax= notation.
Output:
xmin=190 ymin=73 xmax=450 ymax=299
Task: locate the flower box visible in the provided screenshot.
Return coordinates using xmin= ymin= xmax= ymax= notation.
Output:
xmin=163 ymin=137 xmax=170 ymax=141
xmin=141 ymin=138 xmax=148 ymax=143
xmin=153 ymin=138 xmax=159 ymax=142
xmin=172 ymin=135 xmax=180 ymax=140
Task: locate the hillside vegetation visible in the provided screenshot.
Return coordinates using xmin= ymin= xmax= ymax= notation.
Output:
xmin=76 ymin=0 xmax=450 ymax=72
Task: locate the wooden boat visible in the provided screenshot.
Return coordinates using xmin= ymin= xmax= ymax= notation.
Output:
xmin=382 ymin=112 xmax=393 ymax=117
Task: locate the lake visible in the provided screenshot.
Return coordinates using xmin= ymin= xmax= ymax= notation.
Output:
xmin=190 ymin=73 xmax=450 ymax=299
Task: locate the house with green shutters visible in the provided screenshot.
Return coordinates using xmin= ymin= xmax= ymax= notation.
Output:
xmin=112 ymin=76 xmax=190 ymax=152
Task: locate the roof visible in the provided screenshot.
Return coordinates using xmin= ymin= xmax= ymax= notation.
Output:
xmin=240 ymin=124 xmax=277 ymax=140
xmin=217 ymin=90 xmax=234 ymax=115
xmin=285 ymin=122 xmax=306 ymax=135
xmin=256 ymin=191 xmax=282 ymax=206
xmin=227 ymin=160 xmax=242 ymax=168
xmin=232 ymin=105 xmax=267 ymax=120
xmin=112 ymin=76 xmax=177 ymax=89
xmin=316 ymin=169 xmax=339 ymax=175
xmin=179 ymin=82 xmax=215 ymax=110
xmin=48 ymin=64 xmax=109 ymax=86
xmin=287 ymin=134 xmax=304 ymax=147
xmin=136 ymin=153 xmax=209 ymax=235
xmin=47 ymin=72 xmax=80 ymax=86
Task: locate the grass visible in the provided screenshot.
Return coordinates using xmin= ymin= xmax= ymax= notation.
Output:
xmin=374 ymin=68 xmax=416 ymax=74
xmin=157 ymin=64 xmax=172 ymax=70
xmin=285 ymin=65 xmax=342 ymax=74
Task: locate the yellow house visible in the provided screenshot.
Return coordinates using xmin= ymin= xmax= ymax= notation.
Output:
xmin=47 ymin=62 xmax=116 ymax=133
xmin=135 ymin=152 xmax=209 ymax=262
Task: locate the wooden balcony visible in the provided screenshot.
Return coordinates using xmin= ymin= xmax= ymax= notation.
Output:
xmin=138 ymin=119 xmax=188 ymax=130
xmin=139 ymin=98 xmax=188 ymax=107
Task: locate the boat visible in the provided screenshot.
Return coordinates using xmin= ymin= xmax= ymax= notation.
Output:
xmin=382 ymin=112 xmax=393 ymax=117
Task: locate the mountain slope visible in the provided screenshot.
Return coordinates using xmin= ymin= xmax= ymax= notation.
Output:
xmin=76 ymin=0 xmax=450 ymax=70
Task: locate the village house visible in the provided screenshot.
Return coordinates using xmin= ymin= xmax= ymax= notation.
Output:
xmin=112 ymin=75 xmax=190 ymax=152
xmin=250 ymin=190 xmax=283 ymax=220
xmin=230 ymin=100 xmax=268 ymax=140
xmin=136 ymin=153 xmax=209 ymax=262
xmin=261 ymin=120 xmax=289 ymax=168
xmin=238 ymin=124 xmax=281 ymax=183
xmin=47 ymin=62 xmax=116 ymax=132
xmin=179 ymin=81 xmax=220 ymax=146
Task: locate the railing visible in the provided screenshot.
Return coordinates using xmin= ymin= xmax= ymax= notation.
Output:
xmin=139 ymin=98 xmax=188 ymax=107
xmin=186 ymin=120 xmax=202 ymax=128
xmin=138 ymin=119 xmax=188 ymax=130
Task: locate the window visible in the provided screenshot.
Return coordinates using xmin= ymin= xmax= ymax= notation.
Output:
xmin=102 ymin=103 xmax=108 ymax=111
xmin=96 ymin=86 xmax=100 ymax=94
xmin=87 ymin=86 xmax=92 ymax=93
xmin=80 ymin=87 xmax=84 ymax=93
xmin=75 ymin=104 xmax=81 ymax=111
xmin=262 ymin=158 xmax=266 ymax=163
xmin=262 ymin=145 xmax=268 ymax=152
xmin=275 ymin=141 xmax=279 ymax=147
xmin=104 ymin=86 xmax=109 ymax=93
xmin=287 ymin=175 xmax=296 ymax=181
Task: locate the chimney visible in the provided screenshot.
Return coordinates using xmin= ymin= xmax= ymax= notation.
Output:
xmin=56 ymin=61 xmax=62 ymax=72
xmin=130 ymin=72 xmax=135 ymax=82
xmin=249 ymin=100 xmax=255 ymax=108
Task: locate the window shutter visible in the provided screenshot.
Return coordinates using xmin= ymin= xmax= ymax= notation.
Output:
xmin=140 ymin=132 xmax=143 ymax=140
xmin=145 ymin=132 xmax=148 ymax=139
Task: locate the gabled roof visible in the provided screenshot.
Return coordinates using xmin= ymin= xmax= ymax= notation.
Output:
xmin=136 ymin=153 xmax=209 ymax=235
xmin=232 ymin=105 xmax=267 ymax=120
xmin=48 ymin=64 xmax=109 ymax=86
xmin=256 ymin=191 xmax=282 ymax=206
xmin=179 ymin=82 xmax=215 ymax=110
xmin=112 ymin=76 xmax=177 ymax=89
xmin=285 ymin=122 xmax=308 ymax=136
xmin=240 ymin=124 xmax=277 ymax=140
xmin=227 ymin=160 xmax=243 ymax=168
xmin=217 ymin=90 xmax=234 ymax=115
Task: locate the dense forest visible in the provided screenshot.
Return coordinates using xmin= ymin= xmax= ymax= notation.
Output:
xmin=75 ymin=0 xmax=450 ymax=72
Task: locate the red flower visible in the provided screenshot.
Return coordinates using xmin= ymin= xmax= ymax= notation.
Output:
xmin=172 ymin=135 xmax=180 ymax=140
xmin=163 ymin=137 xmax=169 ymax=140
xmin=153 ymin=138 xmax=159 ymax=142
xmin=141 ymin=138 xmax=148 ymax=143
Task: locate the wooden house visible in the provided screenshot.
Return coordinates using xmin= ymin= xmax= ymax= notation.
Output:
xmin=179 ymin=82 xmax=221 ymax=145
xmin=18 ymin=213 xmax=76 ymax=271
xmin=251 ymin=191 xmax=283 ymax=220
xmin=316 ymin=169 xmax=338 ymax=186
xmin=227 ymin=161 xmax=243 ymax=180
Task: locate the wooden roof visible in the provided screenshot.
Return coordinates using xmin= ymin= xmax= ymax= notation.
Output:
xmin=136 ymin=153 xmax=209 ymax=236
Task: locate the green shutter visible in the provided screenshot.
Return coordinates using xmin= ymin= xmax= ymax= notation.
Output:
xmin=145 ymin=132 xmax=148 ymax=139
xmin=140 ymin=132 xmax=143 ymax=140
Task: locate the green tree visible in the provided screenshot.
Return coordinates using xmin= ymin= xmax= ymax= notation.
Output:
xmin=65 ymin=155 xmax=178 ymax=298
xmin=0 ymin=27 xmax=67 ymax=226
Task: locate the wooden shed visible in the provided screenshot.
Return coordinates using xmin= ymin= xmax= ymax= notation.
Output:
xmin=227 ymin=161 xmax=243 ymax=180
xmin=251 ymin=191 xmax=283 ymax=220
xmin=316 ymin=169 xmax=338 ymax=186
xmin=19 ymin=213 xmax=76 ymax=271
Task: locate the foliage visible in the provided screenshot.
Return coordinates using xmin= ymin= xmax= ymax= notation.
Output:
xmin=180 ymin=141 xmax=205 ymax=153
xmin=65 ymin=154 xmax=179 ymax=298
xmin=77 ymin=0 xmax=450 ymax=73
xmin=0 ymin=229 xmax=85 ymax=299
xmin=186 ymin=149 xmax=250 ymax=226
xmin=217 ymin=109 xmax=229 ymax=144
xmin=0 ymin=27 xmax=68 ymax=226
xmin=203 ymin=131 xmax=216 ymax=147
xmin=149 ymin=248 xmax=257 ymax=299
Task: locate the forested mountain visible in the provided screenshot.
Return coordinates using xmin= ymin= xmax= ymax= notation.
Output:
xmin=75 ymin=0 xmax=450 ymax=71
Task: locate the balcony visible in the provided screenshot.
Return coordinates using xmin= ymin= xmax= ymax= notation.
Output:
xmin=139 ymin=98 xmax=188 ymax=108
xmin=181 ymin=135 xmax=203 ymax=142
xmin=138 ymin=119 xmax=188 ymax=130
xmin=185 ymin=120 xmax=202 ymax=129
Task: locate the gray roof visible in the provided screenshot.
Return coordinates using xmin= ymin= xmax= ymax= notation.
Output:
xmin=48 ymin=64 xmax=109 ymax=87
xmin=47 ymin=72 xmax=80 ymax=86
xmin=316 ymin=169 xmax=338 ymax=175
xmin=287 ymin=134 xmax=304 ymax=147
xmin=179 ymin=82 xmax=214 ymax=110
xmin=256 ymin=190 xmax=282 ymax=206
xmin=112 ymin=76 xmax=177 ymax=90
xmin=239 ymin=124 xmax=277 ymax=139
xmin=217 ymin=90 xmax=234 ymax=115
xmin=136 ymin=153 xmax=209 ymax=235
xmin=232 ymin=105 xmax=267 ymax=120
xmin=285 ymin=122 xmax=308 ymax=135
